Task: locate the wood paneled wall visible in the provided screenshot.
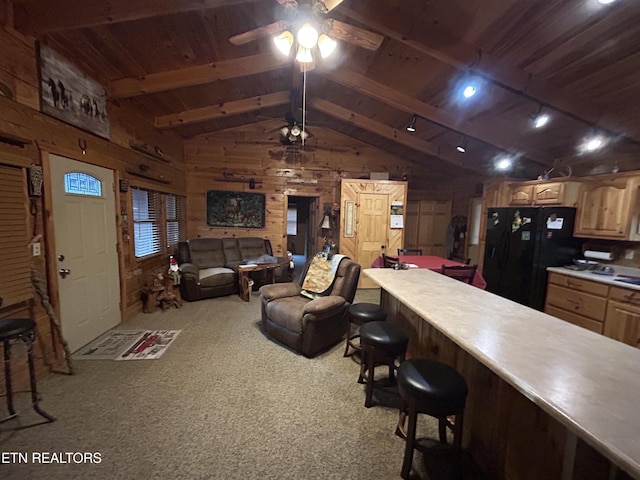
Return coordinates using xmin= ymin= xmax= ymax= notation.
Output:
xmin=0 ymin=23 xmax=187 ymax=390
xmin=184 ymin=124 xmax=439 ymax=255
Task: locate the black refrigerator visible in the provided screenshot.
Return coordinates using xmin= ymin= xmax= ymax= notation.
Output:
xmin=483 ymin=206 xmax=583 ymax=311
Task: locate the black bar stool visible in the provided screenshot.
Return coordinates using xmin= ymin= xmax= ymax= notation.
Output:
xmin=343 ymin=303 xmax=386 ymax=361
xmin=396 ymin=358 xmax=468 ymax=479
xmin=358 ymin=321 xmax=408 ymax=408
xmin=1 ymin=318 xmax=55 ymax=424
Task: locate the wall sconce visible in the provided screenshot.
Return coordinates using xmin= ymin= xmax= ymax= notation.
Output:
xmin=321 ymin=215 xmax=331 ymax=229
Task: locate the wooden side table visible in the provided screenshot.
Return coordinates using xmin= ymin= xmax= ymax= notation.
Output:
xmin=238 ymin=263 xmax=278 ymax=302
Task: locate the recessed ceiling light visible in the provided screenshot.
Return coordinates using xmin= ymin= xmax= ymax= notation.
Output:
xmin=496 ymin=157 xmax=512 ymax=170
xmin=578 ymin=133 xmax=609 ymax=154
xmin=532 ymin=113 xmax=550 ymax=129
xmin=462 ymin=85 xmax=477 ymax=98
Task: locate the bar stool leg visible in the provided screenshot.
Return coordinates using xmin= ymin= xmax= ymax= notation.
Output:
xmin=364 ymin=344 xmax=376 ymax=408
xmin=3 ymin=339 xmax=16 ymax=418
xmin=23 ymin=334 xmax=55 ymax=422
xmin=401 ymin=405 xmax=418 ymax=479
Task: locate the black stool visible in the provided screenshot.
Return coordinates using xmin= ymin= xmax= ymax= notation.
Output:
xmin=343 ymin=303 xmax=387 ymax=361
xmin=396 ymin=359 xmax=468 ymax=479
xmin=358 ymin=321 xmax=408 ymax=408
xmin=1 ymin=318 xmax=55 ymax=424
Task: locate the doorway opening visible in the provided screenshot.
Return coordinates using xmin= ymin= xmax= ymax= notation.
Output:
xmin=287 ymin=196 xmax=318 ymax=281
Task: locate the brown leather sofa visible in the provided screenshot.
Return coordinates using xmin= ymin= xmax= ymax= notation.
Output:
xmin=259 ymin=257 xmax=361 ymax=357
xmin=176 ymin=237 xmax=292 ymax=302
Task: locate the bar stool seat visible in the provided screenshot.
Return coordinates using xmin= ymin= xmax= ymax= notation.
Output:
xmin=1 ymin=318 xmax=55 ymax=425
xmin=396 ymin=358 xmax=468 ymax=479
xmin=343 ymin=303 xmax=386 ymax=361
xmin=358 ymin=321 xmax=408 ymax=408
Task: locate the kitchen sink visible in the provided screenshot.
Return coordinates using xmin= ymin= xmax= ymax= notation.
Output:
xmin=614 ymin=277 xmax=640 ymax=285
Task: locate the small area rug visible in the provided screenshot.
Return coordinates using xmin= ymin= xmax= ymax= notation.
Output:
xmin=73 ymin=329 xmax=181 ymax=361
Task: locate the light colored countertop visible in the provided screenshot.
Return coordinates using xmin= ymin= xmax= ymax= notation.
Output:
xmin=363 ymin=267 xmax=640 ymax=479
xmin=548 ymin=265 xmax=640 ymax=290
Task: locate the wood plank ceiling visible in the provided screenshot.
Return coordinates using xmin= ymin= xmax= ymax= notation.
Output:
xmin=11 ymin=0 xmax=640 ymax=179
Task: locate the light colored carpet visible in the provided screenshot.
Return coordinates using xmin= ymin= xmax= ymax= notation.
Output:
xmin=0 ymin=289 xmax=481 ymax=480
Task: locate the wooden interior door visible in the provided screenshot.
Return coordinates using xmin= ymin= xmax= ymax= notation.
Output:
xmin=357 ymin=193 xmax=389 ymax=288
xmin=417 ymin=200 xmax=451 ymax=256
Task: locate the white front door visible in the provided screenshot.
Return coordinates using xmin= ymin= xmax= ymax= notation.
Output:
xmin=49 ymin=154 xmax=121 ymax=352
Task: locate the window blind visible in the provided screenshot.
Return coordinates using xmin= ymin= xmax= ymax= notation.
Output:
xmin=0 ymin=164 xmax=32 ymax=306
xmin=165 ymin=194 xmax=185 ymax=248
xmin=132 ymin=187 xmax=161 ymax=258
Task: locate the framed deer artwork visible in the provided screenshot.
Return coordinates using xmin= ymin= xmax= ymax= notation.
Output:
xmin=206 ymin=190 xmax=266 ymax=228
xmin=38 ymin=43 xmax=111 ymax=139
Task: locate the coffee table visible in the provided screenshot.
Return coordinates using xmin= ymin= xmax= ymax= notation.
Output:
xmin=238 ymin=263 xmax=278 ymax=302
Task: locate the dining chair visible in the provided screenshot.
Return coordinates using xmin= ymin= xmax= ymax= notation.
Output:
xmin=440 ymin=264 xmax=477 ymax=284
xmin=398 ymin=248 xmax=423 ymax=256
xmin=383 ymin=254 xmax=400 ymax=268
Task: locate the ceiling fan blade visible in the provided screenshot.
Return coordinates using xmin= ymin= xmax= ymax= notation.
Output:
xmin=317 ymin=0 xmax=344 ymax=12
xmin=323 ymin=19 xmax=384 ymax=51
xmin=229 ymin=21 xmax=287 ymax=46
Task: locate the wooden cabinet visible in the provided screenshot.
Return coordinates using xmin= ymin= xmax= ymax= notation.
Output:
xmin=545 ymin=272 xmax=608 ymax=333
xmin=533 ymin=182 xmax=565 ymax=205
xmin=506 ymin=180 xmax=580 ymax=206
xmin=509 ymin=184 xmax=533 ymax=205
xmin=545 ymin=272 xmax=640 ymax=348
xmin=574 ymin=177 xmax=639 ymax=239
xmin=604 ymin=286 xmax=640 ymax=348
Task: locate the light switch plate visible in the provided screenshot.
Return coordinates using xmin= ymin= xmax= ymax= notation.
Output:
xmin=32 ymin=242 xmax=41 ymax=256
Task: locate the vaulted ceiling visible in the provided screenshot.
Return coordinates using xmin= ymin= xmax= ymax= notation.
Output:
xmin=11 ymin=0 xmax=640 ymax=179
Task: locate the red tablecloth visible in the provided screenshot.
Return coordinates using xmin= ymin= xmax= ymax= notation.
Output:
xmin=371 ymin=255 xmax=487 ymax=289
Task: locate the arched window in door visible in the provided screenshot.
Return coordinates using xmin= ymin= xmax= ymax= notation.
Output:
xmin=63 ymin=172 xmax=102 ymax=196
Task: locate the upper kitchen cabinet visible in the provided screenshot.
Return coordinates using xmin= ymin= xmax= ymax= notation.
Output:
xmin=574 ymin=176 xmax=640 ymax=240
xmin=507 ymin=180 xmax=580 ymax=207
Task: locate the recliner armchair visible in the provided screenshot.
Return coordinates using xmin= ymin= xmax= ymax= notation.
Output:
xmin=259 ymin=257 xmax=361 ymax=357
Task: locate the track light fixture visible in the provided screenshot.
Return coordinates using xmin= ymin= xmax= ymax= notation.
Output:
xmin=406 ymin=115 xmax=417 ymax=132
xmin=531 ymin=105 xmax=550 ymax=129
xmin=456 ymin=136 xmax=468 ymax=153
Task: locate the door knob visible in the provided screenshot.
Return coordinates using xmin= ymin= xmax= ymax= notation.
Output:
xmin=58 ymin=268 xmax=71 ymax=279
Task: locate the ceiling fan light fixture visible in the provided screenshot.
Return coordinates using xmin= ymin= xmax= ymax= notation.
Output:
xmin=297 ymin=23 xmax=319 ymax=49
xmin=273 ymin=30 xmax=294 ymax=56
xmin=300 ymin=130 xmax=309 ymax=140
xmin=318 ymin=34 xmax=337 ymax=58
xmin=280 ymin=126 xmax=290 ymax=136
xmin=295 ymin=45 xmax=313 ymax=64
xmin=290 ymin=124 xmax=301 ymax=136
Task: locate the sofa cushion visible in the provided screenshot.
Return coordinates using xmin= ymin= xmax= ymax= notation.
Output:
xmin=265 ymin=296 xmax=306 ymax=333
xmin=198 ymin=267 xmax=236 ymax=287
xmin=188 ymin=238 xmax=226 ymax=268
xmin=222 ymin=237 xmax=242 ymax=263
xmin=237 ymin=237 xmax=270 ymax=261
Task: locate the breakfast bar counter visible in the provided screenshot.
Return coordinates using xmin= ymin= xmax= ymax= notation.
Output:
xmin=364 ymin=267 xmax=640 ymax=480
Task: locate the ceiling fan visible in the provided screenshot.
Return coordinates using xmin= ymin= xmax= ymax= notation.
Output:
xmin=273 ymin=111 xmax=313 ymax=145
xmin=229 ymin=0 xmax=384 ymax=54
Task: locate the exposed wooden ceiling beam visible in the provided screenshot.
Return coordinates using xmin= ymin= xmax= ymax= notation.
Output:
xmin=110 ymin=54 xmax=289 ymax=99
xmin=320 ymin=68 xmax=551 ymax=167
xmin=155 ymin=90 xmax=290 ymax=128
xmin=12 ymin=0 xmax=255 ymax=34
xmin=308 ymin=97 xmax=483 ymax=173
xmin=341 ymin=2 xmax=637 ymax=143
